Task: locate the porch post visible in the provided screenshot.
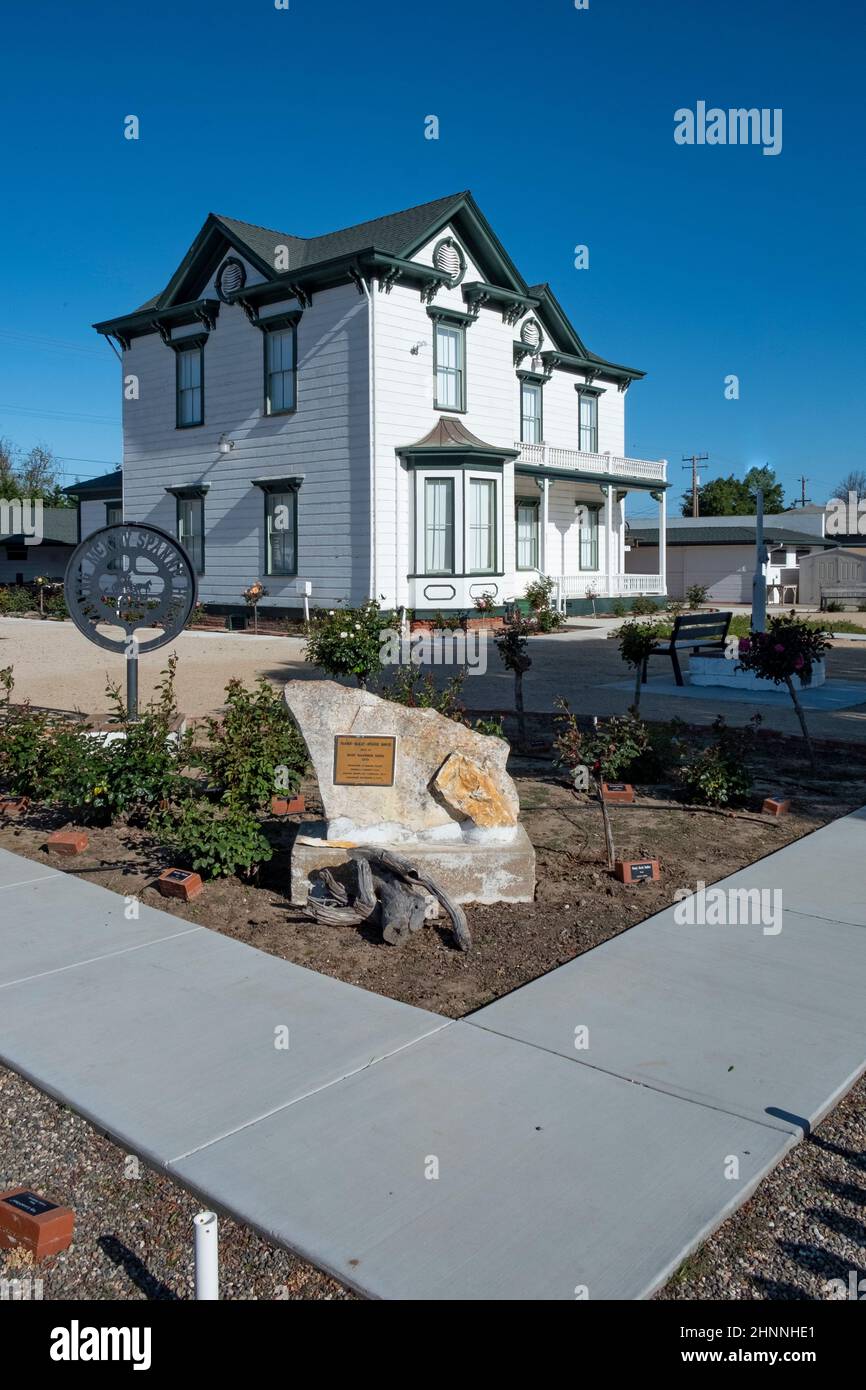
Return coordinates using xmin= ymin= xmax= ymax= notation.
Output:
xmin=605 ymin=484 xmax=614 ymax=597
xmin=653 ymin=487 xmax=667 ymax=596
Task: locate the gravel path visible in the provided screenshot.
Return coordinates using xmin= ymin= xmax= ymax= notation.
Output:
xmin=3 ymin=1056 xmax=863 ymax=1300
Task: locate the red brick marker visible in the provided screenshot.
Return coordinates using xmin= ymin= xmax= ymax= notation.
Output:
xmin=762 ymin=797 xmax=791 ymax=816
xmin=0 ymin=1187 xmax=74 ymax=1260
xmin=156 ymin=868 xmax=204 ymax=902
xmin=270 ymin=794 xmax=306 ymax=815
xmin=0 ymin=796 xmax=30 ymax=818
xmin=600 ymin=782 xmax=635 ymax=804
xmin=615 ymin=859 xmax=660 ymax=884
xmin=46 ymin=831 xmax=89 ymax=856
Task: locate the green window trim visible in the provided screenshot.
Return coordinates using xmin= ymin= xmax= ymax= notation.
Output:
xmin=515 ymin=497 xmax=540 ymax=571
xmin=468 ymin=475 xmax=497 ymax=575
xmin=174 ymin=338 xmax=205 ymax=429
xmin=433 ymin=321 xmax=466 ymax=413
xmin=175 ymin=492 xmax=205 ymax=574
xmin=577 ymin=503 xmax=601 ymax=571
xmin=520 ymin=379 xmax=543 ymax=444
xmin=261 ymin=318 xmax=299 ymax=417
xmin=575 ymin=386 xmax=600 ymax=453
xmin=423 ymin=476 xmax=455 ymax=575
xmin=263 ymin=489 xmax=299 ymax=577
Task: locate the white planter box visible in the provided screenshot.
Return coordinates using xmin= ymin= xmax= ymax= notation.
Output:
xmin=688 ymin=656 xmax=826 ymax=690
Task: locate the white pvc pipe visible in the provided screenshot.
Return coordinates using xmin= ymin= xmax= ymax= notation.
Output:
xmin=194 ymin=1210 xmax=219 ymax=1300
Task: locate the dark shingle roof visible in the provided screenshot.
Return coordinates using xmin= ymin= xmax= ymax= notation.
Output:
xmin=62 ymin=469 xmax=122 ymax=499
xmin=218 ymin=191 xmax=469 ymax=271
xmin=628 ymin=525 xmax=833 ymax=548
xmin=1 ymin=507 xmax=78 ymax=546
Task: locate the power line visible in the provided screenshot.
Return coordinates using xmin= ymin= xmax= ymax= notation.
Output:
xmin=0 ymin=328 xmax=108 ymax=360
xmin=0 ymin=403 xmax=118 ymax=426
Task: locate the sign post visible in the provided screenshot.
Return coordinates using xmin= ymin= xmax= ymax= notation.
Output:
xmin=64 ymin=523 xmax=197 ymax=719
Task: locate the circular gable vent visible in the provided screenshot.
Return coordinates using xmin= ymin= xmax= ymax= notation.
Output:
xmin=432 ymin=237 xmax=466 ymax=286
xmin=520 ymin=318 xmax=543 ymax=350
xmin=216 ymin=257 xmax=246 ymax=302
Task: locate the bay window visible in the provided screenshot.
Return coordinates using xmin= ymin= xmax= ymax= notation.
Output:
xmin=469 ymin=477 xmax=496 ymax=574
xmin=424 ymin=477 xmax=454 ymax=573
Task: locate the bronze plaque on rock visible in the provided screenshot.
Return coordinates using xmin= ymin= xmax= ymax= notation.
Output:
xmin=333 ymin=735 xmax=396 ymax=787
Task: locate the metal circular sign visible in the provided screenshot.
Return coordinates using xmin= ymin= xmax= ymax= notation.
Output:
xmin=64 ymin=522 xmax=198 ymax=654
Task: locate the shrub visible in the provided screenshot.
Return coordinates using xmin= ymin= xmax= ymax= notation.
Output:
xmin=474 ymin=716 xmax=505 ymax=739
xmin=0 ymin=586 xmax=37 ymax=614
xmin=200 ymin=677 xmax=307 ymax=811
xmin=611 ymin=599 xmax=627 ymax=618
xmin=473 ymin=592 xmax=496 ymax=614
xmin=615 ymin=618 xmax=667 ymax=712
xmin=631 ymin=594 xmax=660 ymax=616
xmin=679 ymin=716 xmax=759 ymax=807
xmin=304 ymin=599 xmax=394 ymax=686
xmin=0 ymin=666 xmax=53 ymax=795
xmin=823 ymin=599 xmax=845 ymax=612
xmin=44 ymin=590 xmax=68 ymax=620
xmin=667 ymin=599 xmax=685 ymax=618
xmin=524 ymin=575 xmax=565 ymax=631
xmin=379 ymin=667 xmax=467 ymax=722
xmin=554 ymin=699 xmax=652 ymax=784
xmin=686 ymin=584 xmax=709 ymax=609
xmin=155 ymin=798 xmax=272 ymax=880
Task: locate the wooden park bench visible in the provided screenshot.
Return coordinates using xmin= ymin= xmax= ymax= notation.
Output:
xmin=641 ymin=610 xmax=732 ymax=687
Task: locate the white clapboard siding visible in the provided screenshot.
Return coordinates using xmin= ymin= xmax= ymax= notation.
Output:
xmin=122 ymin=272 xmax=370 ymax=609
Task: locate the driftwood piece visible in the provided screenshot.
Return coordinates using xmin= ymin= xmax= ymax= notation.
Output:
xmin=349 ymin=847 xmax=471 ymax=952
xmin=301 ymin=846 xmax=471 ymax=952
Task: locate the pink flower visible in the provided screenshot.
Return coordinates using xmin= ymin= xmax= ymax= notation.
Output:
xmin=794 ymin=654 xmax=805 ymax=669
xmin=774 ymin=643 xmax=785 ymax=653
xmin=738 ymin=637 xmax=751 ymax=652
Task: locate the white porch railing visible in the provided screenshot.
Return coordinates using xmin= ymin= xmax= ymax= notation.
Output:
xmin=556 ymin=573 xmax=665 ymax=601
xmin=515 ymin=442 xmax=667 ymax=484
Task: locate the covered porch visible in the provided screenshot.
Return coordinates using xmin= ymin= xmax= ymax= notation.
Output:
xmin=513 ymin=442 xmax=669 ymax=611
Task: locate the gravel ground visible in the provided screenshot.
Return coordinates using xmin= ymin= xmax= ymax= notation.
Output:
xmin=658 ymin=1071 xmax=866 ymax=1300
xmin=0 ymin=1066 xmax=354 ymax=1301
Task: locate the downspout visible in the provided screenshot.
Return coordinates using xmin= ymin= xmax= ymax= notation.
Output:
xmin=359 ymin=277 xmax=377 ymax=600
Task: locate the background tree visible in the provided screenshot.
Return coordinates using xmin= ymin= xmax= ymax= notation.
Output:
xmin=680 ymin=465 xmax=785 ymax=517
xmin=832 ymin=469 xmax=866 ymax=502
xmin=0 ymin=439 xmax=71 ymax=505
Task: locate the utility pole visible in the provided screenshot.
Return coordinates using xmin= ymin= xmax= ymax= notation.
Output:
xmin=797 ymin=475 xmax=810 ymax=508
xmin=682 ymin=454 xmax=709 ymax=517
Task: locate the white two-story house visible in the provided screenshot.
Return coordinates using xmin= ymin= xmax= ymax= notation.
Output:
xmin=94 ymin=191 xmax=668 ymax=618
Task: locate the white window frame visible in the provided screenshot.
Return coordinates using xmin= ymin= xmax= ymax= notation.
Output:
xmin=433 ymin=323 xmax=465 ymax=411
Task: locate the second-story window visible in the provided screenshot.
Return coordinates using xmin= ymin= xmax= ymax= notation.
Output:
xmin=521 ymin=381 xmax=543 ymax=443
xmin=578 ymin=392 xmax=598 ymax=453
xmin=265 ymin=326 xmax=297 ymax=415
xmin=176 ymin=343 xmax=204 ymax=427
xmin=434 ymin=323 xmax=465 ymax=411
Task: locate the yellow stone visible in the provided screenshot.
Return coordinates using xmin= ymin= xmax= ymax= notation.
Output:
xmin=433 ymin=752 xmax=518 ymax=829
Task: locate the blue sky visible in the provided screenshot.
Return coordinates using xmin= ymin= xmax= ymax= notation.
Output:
xmin=1 ymin=0 xmax=863 ymax=516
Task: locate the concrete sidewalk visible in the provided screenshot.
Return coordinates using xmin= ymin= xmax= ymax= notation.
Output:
xmin=1 ymin=811 xmax=866 ymax=1299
